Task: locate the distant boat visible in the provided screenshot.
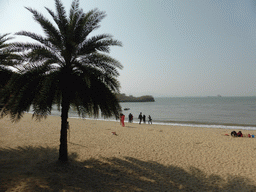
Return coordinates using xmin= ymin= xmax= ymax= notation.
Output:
xmin=124 ymin=108 xmax=130 ymax=111
xmin=207 ymin=95 xmax=222 ymax=98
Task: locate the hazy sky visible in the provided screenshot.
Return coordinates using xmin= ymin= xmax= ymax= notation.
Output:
xmin=1 ymin=0 xmax=256 ymax=97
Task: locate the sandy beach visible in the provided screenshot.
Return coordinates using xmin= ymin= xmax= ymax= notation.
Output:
xmin=1 ymin=113 xmax=256 ymax=191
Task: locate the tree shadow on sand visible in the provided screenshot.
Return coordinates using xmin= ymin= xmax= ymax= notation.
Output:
xmin=1 ymin=146 xmax=256 ymax=192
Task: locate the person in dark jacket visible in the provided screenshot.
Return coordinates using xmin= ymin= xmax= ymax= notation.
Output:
xmin=128 ymin=113 xmax=133 ymax=123
xmin=143 ymin=115 xmax=146 ymax=124
xmin=148 ymin=115 xmax=152 ymax=124
xmin=138 ymin=112 xmax=143 ymax=124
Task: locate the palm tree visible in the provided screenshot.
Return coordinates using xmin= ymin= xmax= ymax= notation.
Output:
xmin=0 ymin=0 xmax=122 ymax=161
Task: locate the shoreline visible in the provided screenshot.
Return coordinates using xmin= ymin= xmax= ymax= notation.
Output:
xmin=67 ymin=115 xmax=256 ymax=130
xmin=2 ymin=113 xmax=256 ymax=191
xmin=30 ymin=111 xmax=256 ymax=130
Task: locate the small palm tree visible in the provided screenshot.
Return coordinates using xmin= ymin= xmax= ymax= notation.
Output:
xmin=0 ymin=0 xmax=122 ymax=161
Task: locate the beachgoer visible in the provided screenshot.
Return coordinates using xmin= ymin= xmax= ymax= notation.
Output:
xmin=143 ymin=115 xmax=146 ymax=124
xmin=128 ymin=113 xmax=133 ymax=123
xmin=138 ymin=112 xmax=143 ymax=124
xmin=148 ymin=115 xmax=152 ymax=124
xmin=231 ymin=131 xmax=237 ymax=137
xmin=120 ymin=113 xmax=125 ymax=127
xmin=237 ymin=131 xmax=243 ymax=137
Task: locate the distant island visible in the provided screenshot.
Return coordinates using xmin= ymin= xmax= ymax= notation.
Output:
xmin=116 ymin=93 xmax=155 ymax=102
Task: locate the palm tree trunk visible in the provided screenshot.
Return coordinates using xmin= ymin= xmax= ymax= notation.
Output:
xmin=58 ymin=92 xmax=70 ymax=161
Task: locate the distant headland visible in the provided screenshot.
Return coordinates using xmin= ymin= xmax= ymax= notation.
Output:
xmin=116 ymin=93 xmax=155 ymax=102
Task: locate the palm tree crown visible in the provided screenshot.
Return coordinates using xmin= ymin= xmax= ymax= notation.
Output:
xmin=0 ymin=0 xmax=122 ymax=161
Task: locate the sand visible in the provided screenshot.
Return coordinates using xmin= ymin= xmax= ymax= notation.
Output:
xmin=1 ymin=113 xmax=256 ymax=191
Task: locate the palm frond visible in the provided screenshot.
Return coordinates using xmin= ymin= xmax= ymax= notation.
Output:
xmin=12 ymin=42 xmax=64 ymax=66
xmin=24 ymin=7 xmax=62 ymax=47
xmin=15 ymin=31 xmax=50 ymax=46
xmin=79 ymin=53 xmax=122 ymax=73
xmin=0 ymin=33 xmax=13 ymax=49
xmin=55 ymin=0 xmax=68 ymax=33
xmin=69 ymin=0 xmax=80 ymax=22
xmin=79 ymin=9 xmax=106 ymax=39
xmin=0 ymin=63 xmax=61 ymax=121
xmin=12 ymin=42 xmax=47 ymax=52
xmin=0 ymin=34 xmax=22 ymax=89
xmin=32 ymin=71 xmax=61 ymax=119
xmin=70 ymin=75 xmax=120 ymax=118
xmin=78 ymin=34 xmax=122 ymax=55
xmin=0 ymin=72 xmax=41 ymax=121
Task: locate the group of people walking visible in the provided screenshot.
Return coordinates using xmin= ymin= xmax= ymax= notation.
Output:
xmin=138 ymin=112 xmax=152 ymax=124
xmin=119 ymin=112 xmax=152 ymax=127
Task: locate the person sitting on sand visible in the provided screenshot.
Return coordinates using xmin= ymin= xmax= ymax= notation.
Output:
xmin=231 ymin=131 xmax=237 ymax=137
xmin=237 ymin=131 xmax=243 ymax=137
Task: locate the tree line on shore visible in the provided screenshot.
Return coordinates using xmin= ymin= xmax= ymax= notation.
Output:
xmin=116 ymin=93 xmax=155 ymax=102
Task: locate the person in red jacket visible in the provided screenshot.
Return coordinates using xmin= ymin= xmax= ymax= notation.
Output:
xmin=120 ymin=113 xmax=125 ymax=127
xmin=237 ymin=131 xmax=243 ymax=137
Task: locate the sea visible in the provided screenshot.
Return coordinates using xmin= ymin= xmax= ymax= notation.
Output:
xmin=48 ymin=96 xmax=256 ymax=130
